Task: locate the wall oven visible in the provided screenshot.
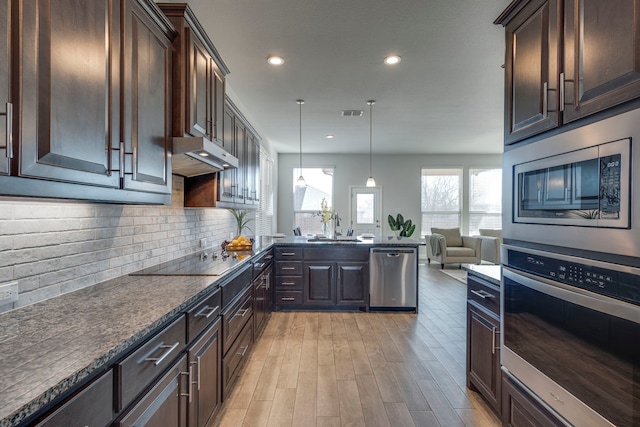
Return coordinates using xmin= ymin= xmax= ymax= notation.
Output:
xmin=502 ymin=245 xmax=640 ymax=427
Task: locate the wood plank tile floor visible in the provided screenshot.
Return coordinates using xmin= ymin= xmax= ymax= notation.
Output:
xmin=212 ymin=263 xmax=501 ymax=427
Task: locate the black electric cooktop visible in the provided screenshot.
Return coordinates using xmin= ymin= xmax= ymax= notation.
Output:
xmin=130 ymin=251 xmax=253 ymax=276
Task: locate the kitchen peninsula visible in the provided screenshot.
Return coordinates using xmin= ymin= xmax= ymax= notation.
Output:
xmin=0 ymin=236 xmax=420 ymax=427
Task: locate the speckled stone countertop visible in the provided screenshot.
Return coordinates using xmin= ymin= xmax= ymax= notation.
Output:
xmin=272 ymin=235 xmax=423 ymax=246
xmin=0 ymin=236 xmax=419 ymax=426
xmin=464 ymin=264 xmax=501 ymax=286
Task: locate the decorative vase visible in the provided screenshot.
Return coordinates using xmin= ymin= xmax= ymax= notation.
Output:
xmin=322 ymin=222 xmax=330 ymax=237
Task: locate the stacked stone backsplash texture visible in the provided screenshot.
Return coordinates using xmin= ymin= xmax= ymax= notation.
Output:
xmin=0 ymin=176 xmax=244 ymax=313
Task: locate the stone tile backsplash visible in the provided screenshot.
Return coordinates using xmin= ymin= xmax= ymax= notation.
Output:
xmin=0 ymin=176 xmax=246 ymax=313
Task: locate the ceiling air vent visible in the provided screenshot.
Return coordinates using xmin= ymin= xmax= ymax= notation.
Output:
xmin=341 ymin=110 xmax=364 ymax=117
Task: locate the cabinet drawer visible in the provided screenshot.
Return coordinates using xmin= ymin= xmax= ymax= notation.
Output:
xmin=221 ymin=264 xmax=252 ymax=309
xmin=116 ymin=315 xmax=186 ymax=411
xmin=275 ymin=247 xmax=302 ymax=260
xmin=222 ymin=286 xmax=253 ymax=355
xmin=275 ymin=291 xmax=302 ymax=305
xmin=467 ymin=275 xmax=500 ymax=317
xmin=187 ymin=288 xmax=221 ymax=343
xmin=276 ymin=261 xmax=302 ymax=276
xmin=275 ymin=276 xmax=303 ymax=290
xmin=36 ymin=370 xmax=113 ymax=427
xmin=222 ymin=319 xmax=253 ymax=399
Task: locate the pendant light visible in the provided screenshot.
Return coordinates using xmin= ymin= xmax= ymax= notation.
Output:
xmin=295 ymin=99 xmax=306 ymax=186
xmin=366 ymin=100 xmax=376 ymax=187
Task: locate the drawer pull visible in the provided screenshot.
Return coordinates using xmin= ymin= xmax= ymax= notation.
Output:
xmin=265 ymin=255 xmax=273 ymax=260
xmin=254 ymin=262 xmax=266 ymax=269
xmin=238 ymin=345 xmax=249 ymax=357
xmin=180 ymin=366 xmax=193 ymax=402
xmin=281 ymin=252 xmax=297 ymax=256
xmin=281 ymin=267 xmax=296 ymax=271
xmin=144 ymin=342 xmax=179 ymax=366
xmin=195 ymin=305 xmax=220 ymax=319
xmin=281 ymin=297 xmax=295 ymax=302
xmin=471 ymin=289 xmax=495 ymax=300
xmin=281 ymin=282 xmax=295 ymax=285
xmin=235 ymin=308 xmax=249 ymax=318
xmin=492 ymin=328 xmax=500 ymax=354
xmin=196 ymin=356 xmax=202 ymax=391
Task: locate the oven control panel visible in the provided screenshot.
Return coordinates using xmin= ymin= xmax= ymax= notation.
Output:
xmin=507 ymin=249 xmax=640 ymax=306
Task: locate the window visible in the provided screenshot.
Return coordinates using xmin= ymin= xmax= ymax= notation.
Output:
xmin=421 ymin=168 xmax=462 ymax=235
xmin=255 ymin=150 xmax=274 ymax=236
xmin=293 ymin=167 xmax=334 ymax=235
xmin=469 ymin=168 xmax=502 ymax=235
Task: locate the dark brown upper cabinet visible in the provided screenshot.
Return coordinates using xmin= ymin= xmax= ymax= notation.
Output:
xmin=497 ymin=0 xmax=640 ymax=145
xmin=5 ymin=0 xmax=175 ymax=202
xmin=0 ymin=0 xmax=10 ymax=176
xmin=158 ymin=3 xmax=229 ymax=144
xmin=497 ymin=0 xmax=561 ymax=145
xmin=562 ymin=0 xmax=640 ymax=122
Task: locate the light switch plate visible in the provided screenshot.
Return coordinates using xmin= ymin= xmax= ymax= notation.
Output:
xmin=0 ymin=282 xmax=18 ymax=306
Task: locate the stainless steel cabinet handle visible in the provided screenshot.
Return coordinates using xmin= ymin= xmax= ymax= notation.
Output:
xmin=5 ymin=103 xmax=12 ymax=159
xmin=471 ymin=289 xmax=496 ymax=300
xmin=559 ymin=72 xmax=565 ymax=112
xmin=491 ymin=327 xmax=497 ymax=354
xmin=144 ymin=342 xmax=180 ymax=366
xmin=238 ymin=345 xmax=249 ymax=357
xmin=265 ymin=255 xmax=273 ymax=260
xmin=281 ymin=297 xmax=295 ymax=301
xmin=281 ymin=252 xmax=297 ymax=256
xmin=235 ymin=308 xmax=249 ymax=318
xmin=254 ymin=262 xmax=266 ymax=269
xmin=195 ymin=305 xmax=219 ymax=319
xmin=282 ymin=267 xmax=296 ymax=270
xmin=132 ymin=145 xmax=137 ymax=181
xmin=196 ymin=356 xmax=202 ymax=391
xmin=180 ymin=367 xmax=193 ymax=402
xmin=119 ymin=141 xmax=125 ymax=179
xmin=281 ymin=282 xmax=295 ymax=285
xmin=542 ymin=81 xmax=548 ymax=118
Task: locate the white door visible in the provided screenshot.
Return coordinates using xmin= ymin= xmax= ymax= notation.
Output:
xmin=350 ymin=186 xmax=382 ymax=238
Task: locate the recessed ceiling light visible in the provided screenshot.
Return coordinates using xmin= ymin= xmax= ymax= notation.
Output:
xmin=384 ymin=55 xmax=401 ymax=65
xmin=325 ymin=135 xmax=334 ymax=139
xmin=267 ymin=56 xmax=284 ymax=65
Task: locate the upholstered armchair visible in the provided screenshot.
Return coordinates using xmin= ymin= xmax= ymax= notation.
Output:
xmin=426 ymin=227 xmax=481 ymax=268
xmin=476 ymin=228 xmax=502 ymax=264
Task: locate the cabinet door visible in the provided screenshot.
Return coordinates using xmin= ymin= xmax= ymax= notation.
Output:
xmin=503 ymin=0 xmax=560 ymax=144
xmin=121 ymin=0 xmax=172 ymax=195
xmin=502 ymin=374 xmax=564 ymax=427
xmin=118 ymin=355 xmax=188 ymax=427
xmin=0 ymin=0 xmax=10 ymax=176
xmin=234 ymin=121 xmax=246 ymax=203
xmin=336 ymin=262 xmax=368 ymax=306
xmin=212 ymin=67 xmax=225 ymax=142
xmin=563 ymin=0 xmax=640 ymax=122
xmin=304 ymin=262 xmax=335 ymax=306
xmin=18 ymin=0 xmax=121 ymax=188
xmin=217 ymin=110 xmax=235 ymax=203
xmin=189 ymin=319 xmax=221 ymax=427
xmin=467 ymin=303 xmax=501 ymax=414
xmin=186 ymin=34 xmax=212 ymax=140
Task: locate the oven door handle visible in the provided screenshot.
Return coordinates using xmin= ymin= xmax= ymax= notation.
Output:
xmin=503 ymin=267 xmax=640 ymax=324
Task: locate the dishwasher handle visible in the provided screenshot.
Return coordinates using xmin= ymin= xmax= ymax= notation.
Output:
xmin=370 ymin=247 xmax=416 ymax=256
xmin=386 ymin=253 xmax=400 ymax=258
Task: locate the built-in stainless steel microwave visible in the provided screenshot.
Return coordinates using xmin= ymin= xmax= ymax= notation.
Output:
xmin=513 ymin=137 xmax=631 ymax=229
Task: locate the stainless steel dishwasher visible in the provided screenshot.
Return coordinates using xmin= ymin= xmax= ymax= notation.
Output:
xmin=369 ymin=247 xmax=417 ymax=310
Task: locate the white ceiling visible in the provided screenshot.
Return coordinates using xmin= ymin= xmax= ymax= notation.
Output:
xmin=171 ymin=0 xmax=509 ymax=155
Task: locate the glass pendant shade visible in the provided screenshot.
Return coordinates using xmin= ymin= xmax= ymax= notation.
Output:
xmin=296 ymin=175 xmax=306 ymax=186
xmin=366 ymin=176 xmax=376 ymax=187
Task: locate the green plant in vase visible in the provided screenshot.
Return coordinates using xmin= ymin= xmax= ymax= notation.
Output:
xmin=388 ymin=213 xmax=416 ymax=239
xmin=229 ymin=209 xmax=253 ymax=237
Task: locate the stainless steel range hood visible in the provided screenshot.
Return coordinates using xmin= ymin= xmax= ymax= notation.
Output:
xmin=172 ymin=137 xmax=239 ymax=177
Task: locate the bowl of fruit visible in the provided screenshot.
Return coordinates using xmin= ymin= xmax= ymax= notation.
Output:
xmin=222 ymin=235 xmax=253 ymax=252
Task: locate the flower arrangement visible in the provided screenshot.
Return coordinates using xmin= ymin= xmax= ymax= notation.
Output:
xmin=314 ymin=198 xmax=334 ymax=225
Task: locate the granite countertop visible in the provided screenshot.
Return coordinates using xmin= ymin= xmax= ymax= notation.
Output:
xmin=272 ymin=235 xmax=424 ymax=246
xmin=0 ymin=236 xmax=420 ymax=426
xmin=464 ymin=264 xmax=501 ymax=285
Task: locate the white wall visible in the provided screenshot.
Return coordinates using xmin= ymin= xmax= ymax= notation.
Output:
xmin=0 ymin=176 xmax=245 ymax=313
xmin=277 ymin=153 xmax=502 ymax=254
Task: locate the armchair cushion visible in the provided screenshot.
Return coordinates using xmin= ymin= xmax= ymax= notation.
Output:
xmin=430 ymin=227 xmax=462 ymax=247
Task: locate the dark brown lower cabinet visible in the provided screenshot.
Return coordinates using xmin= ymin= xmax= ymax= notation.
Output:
xmin=467 ymin=301 xmax=501 ymax=414
xmin=188 ymin=318 xmax=221 ymax=427
xmin=502 ymin=374 xmax=564 ymax=427
xmin=222 ymin=319 xmax=253 ymax=399
xmin=336 ymin=262 xmax=368 ymax=307
xmin=117 ymin=355 xmax=188 ymax=427
xmin=34 ymin=370 xmax=114 ymax=427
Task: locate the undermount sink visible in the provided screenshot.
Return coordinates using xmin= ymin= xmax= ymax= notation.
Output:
xmin=306 ymin=237 xmax=362 ymax=243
